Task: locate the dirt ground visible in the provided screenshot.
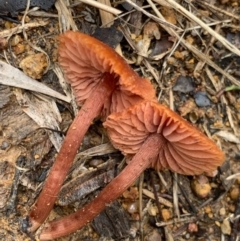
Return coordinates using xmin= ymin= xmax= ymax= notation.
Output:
xmin=0 ymin=0 xmax=240 ymax=240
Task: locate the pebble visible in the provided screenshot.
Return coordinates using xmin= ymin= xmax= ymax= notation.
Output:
xmin=173 ymin=75 xmax=195 ymax=93
xmin=89 ymin=159 xmax=104 ymax=167
xmin=161 ymin=208 xmax=172 ymax=221
xmin=13 ymin=44 xmax=25 ymax=55
xmin=19 ymin=53 xmax=48 ymax=79
xmin=191 ymin=175 xmax=211 ymax=198
xmin=10 ymin=35 xmax=21 ymax=46
xmin=188 ymin=223 xmax=198 ymax=233
xmin=219 ymin=207 xmax=226 ymax=216
xmin=194 ymin=91 xmax=211 ymax=107
xmin=221 ymin=219 xmax=231 ymax=235
xmin=205 ymin=206 xmax=212 ymax=214
xmin=148 ymin=204 xmax=158 ymax=216
xmin=229 ymin=186 xmax=240 ymax=200
xmin=127 ymin=201 xmax=139 ymax=214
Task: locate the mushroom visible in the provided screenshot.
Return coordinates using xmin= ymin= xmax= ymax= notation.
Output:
xmin=27 ymin=31 xmax=156 ymax=232
xmin=39 ymin=101 xmax=224 ymax=240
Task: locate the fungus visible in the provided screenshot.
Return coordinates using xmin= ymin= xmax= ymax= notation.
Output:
xmin=27 ymin=31 xmax=156 ymax=232
xmin=39 ymin=101 xmax=224 ymax=240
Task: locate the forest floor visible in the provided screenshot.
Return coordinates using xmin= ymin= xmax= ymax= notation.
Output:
xmin=0 ymin=0 xmax=240 ymax=240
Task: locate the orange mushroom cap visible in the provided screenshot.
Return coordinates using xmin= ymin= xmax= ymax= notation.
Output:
xmin=103 ymin=101 xmax=225 ymax=175
xmin=58 ymin=31 xmax=156 ymax=116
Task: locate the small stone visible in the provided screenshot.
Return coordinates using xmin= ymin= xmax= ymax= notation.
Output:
xmin=148 ymin=204 xmax=158 ymax=216
xmin=34 ymin=154 xmax=40 ymax=159
xmin=221 ymin=219 xmax=231 ymax=235
xmin=13 ymin=44 xmax=25 ymax=55
xmin=89 ymin=159 xmax=104 ymax=168
xmin=173 ymin=75 xmax=195 ymax=93
xmin=127 ymin=201 xmax=139 ymax=214
xmin=123 ymin=187 xmax=139 ymax=200
xmin=188 ymin=223 xmax=198 ymax=233
xmin=205 ymin=206 xmax=212 ymax=214
xmin=174 ymin=51 xmax=185 ymax=60
xmin=191 ymin=175 xmax=211 ymax=198
xmin=178 ymin=99 xmax=196 ymax=116
xmin=208 ymin=212 xmax=213 ymax=218
xmin=219 ymin=207 xmax=226 ymax=216
xmin=161 ymin=208 xmax=172 ymax=221
xmin=10 ymin=35 xmax=21 ymax=46
xmin=229 ymin=186 xmax=240 ymax=200
xmin=194 ymin=91 xmax=211 ymax=107
xmin=0 ymin=38 xmax=7 ymax=50
xmin=215 ymin=221 xmax=221 ymax=227
xmin=19 ymin=53 xmax=48 ymax=79
xmin=0 ymin=141 xmax=10 ymax=150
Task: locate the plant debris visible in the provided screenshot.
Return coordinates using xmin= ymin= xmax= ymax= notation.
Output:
xmin=0 ymin=0 xmax=240 ymax=240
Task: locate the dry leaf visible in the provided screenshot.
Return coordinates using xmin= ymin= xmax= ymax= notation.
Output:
xmin=214 ymin=131 xmax=240 ymax=144
xmin=14 ymin=89 xmax=63 ymax=151
xmin=0 ymin=60 xmax=70 ymax=103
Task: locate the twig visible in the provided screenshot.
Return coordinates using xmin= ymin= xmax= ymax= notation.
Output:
xmin=150 ymin=172 xmax=162 ymax=219
xmin=156 ymin=215 xmax=196 ymax=227
xmin=154 ymin=0 xmax=240 ymax=56
xmin=56 ymin=0 xmax=78 ymax=32
xmin=125 ymin=0 xmax=182 ymax=31
xmin=71 ymin=0 xmax=122 ymax=15
xmin=173 ymin=173 xmax=180 ymax=218
xmin=226 ymin=173 xmax=240 ymax=181
xmin=97 ymin=0 xmax=115 ymax=27
xmin=139 ymin=173 xmax=144 ymax=220
xmin=142 ymin=188 xmax=173 ymax=208
xmin=197 ymin=0 xmax=240 ymax=21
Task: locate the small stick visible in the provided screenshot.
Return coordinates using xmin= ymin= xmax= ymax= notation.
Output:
xmin=71 ymin=0 xmax=122 ymax=15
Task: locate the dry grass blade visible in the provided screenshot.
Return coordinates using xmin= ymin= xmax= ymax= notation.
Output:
xmin=180 ymin=38 xmax=240 ymax=86
xmin=77 ymin=143 xmax=117 ymax=157
xmin=124 ymin=0 xmax=181 ymax=31
xmin=97 ymin=0 xmax=115 ymax=27
xmin=156 ymin=216 xmax=196 ymax=227
xmin=206 ymin=67 xmax=240 ymax=150
xmin=144 ymin=1 xmax=240 ymax=87
xmin=142 ymin=188 xmax=173 ymax=208
xmin=139 ymin=0 xmax=237 ymax=86
xmin=74 ymin=0 xmax=122 ymax=15
xmin=14 ymin=90 xmax=63 ymax=151
xmin=198 ymin=1 xmax=240 ymax=21
xmin=153 ymin=0 xmax=240 ymax=56
xmin=226 ymin=173 xmax=240 ymax=181
xmin=56 ymin=0 xmax=78 ymax=32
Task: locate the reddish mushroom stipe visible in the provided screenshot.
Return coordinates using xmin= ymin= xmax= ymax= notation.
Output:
xmin=38 ymin=101 xmax=225 ymax=240
xmin=39 ymin=133 xmax=164 ymax=240
xmin=104 ymin=101 xmax=225 ymax=175
xmin=27 ymin=31 xmax=156 ymax=232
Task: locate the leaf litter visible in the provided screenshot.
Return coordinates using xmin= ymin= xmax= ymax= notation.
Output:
xmin=0 ymin=0 xmax=240 ymax=240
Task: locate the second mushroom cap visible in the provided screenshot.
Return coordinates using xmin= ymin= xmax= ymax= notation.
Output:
xmin=104 ymin=101 xmax=225 ymax=175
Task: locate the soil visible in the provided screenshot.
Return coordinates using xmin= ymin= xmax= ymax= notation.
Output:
xmin=0 ymin=0 xmax=240 ymax=241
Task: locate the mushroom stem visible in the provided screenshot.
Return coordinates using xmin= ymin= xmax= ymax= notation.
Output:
xmin=39 ymin=133 xmax=163 ymax=240
xmin=28 ymin=74 xmax=116 ymax=232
